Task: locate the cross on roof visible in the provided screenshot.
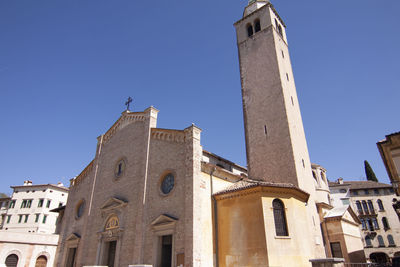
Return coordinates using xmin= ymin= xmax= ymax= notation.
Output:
xmin=125 ymin=97 xmax=132 ymax=111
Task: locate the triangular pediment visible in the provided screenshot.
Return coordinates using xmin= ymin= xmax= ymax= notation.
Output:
xmin=66 ymin=233 xmax=81 ymax=242
xmin=151 ymin=214 xmax=178 ymax=227
xmin=100 ymin=197 xmax=128 ymax=211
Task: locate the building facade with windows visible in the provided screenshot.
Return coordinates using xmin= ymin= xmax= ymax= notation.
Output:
xmin=329 ymin=179 xmax=400 ymax=264
xmin=0 ymin=197 xmax=10 ymax=230
xmin=0 ymin=180 xmax=68 ymax=267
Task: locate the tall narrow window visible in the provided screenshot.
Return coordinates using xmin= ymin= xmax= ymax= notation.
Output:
xmin=42 ymin=215 xmax=47 ymax=224
xmin=264 ymin=125 xmax=268 ymax=136
xmin=362 ymin=201 xmax=369 ymax=214
xmin=367 ymin=219 xmax=374 ymax=231
xmin=372 ymin=218 xmax=379 ymax=229
xmin=46 ymin=200 xmax=51 ymax=208
xmin=254 ymin=19 xmax=261 ymax=33
xmin=18 ymin=215 xmax=22 ymax=223
xmin=382 ymin=217 xmax=390 ymax=229
xmin=367 ymin=200 xmax=375 ymax=214
xmin=388 ymin=235 xmax=396 ymax=247
xmin=377 ymin=235 xmax=385 ymax=247
xmin=360 ymin=219 xmax=367 ymax=230
xmin=356 ymin=201 xmax=362 ymax=213
xmin=377 ymin=199 xmax=384 ymax=211
xmin=38 ymin=199 xmax=44 ymax=208
xmin=273 ymin=199 xmax=288 ymax=236
xmin=247 ymin=24 xmax=253 ymax=37
xmin=35 ymin=214 xmax=40 ymax=223
xmin=24 ymin=214 xmax=29 ymax=223
xmin=6 ymin=215 xmax=11 ymax=223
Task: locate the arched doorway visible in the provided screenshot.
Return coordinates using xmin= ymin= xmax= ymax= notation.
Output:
xmin=370 ymin=252 xmax=389 ymax=264
xmin=5 ymin=254 xmax=18 ymax=267
xmin=35 ymin=255 xmax=47 ymax=267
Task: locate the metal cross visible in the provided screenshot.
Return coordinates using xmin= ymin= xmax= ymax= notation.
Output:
xmin=125 ymin=97 xmax=133 ymax=111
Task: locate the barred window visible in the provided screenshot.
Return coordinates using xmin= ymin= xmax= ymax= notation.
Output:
xmin=273 ymin=199 xmax=288 ymax=236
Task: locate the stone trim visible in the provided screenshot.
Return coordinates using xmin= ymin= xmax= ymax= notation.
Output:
xmin=71 ymin=160 xmax=94 ymax=187
xmin=151 ymin=128 xmax=186 ymax=143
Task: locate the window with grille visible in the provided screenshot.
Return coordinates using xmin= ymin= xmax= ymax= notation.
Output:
xmin=367 ymin=200 xmax=375 ymax=213
xmin=273 ymin=199 xmax=288 ymax=236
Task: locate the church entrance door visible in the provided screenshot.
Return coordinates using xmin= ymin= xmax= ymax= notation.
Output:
xmin=105 ymin=240 xmax=117 ymax=267
xmin=160 ymin=235 xmax=172 ymax=267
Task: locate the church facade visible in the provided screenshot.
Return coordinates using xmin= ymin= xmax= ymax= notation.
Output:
xmin=55 ymin=1 xmax=363 ymax=267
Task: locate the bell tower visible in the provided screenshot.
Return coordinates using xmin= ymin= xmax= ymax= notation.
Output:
xmin=234 ymin=0 xmax=313 ymax=194
xmin=234 ymin=1 xmax=327 ymax=258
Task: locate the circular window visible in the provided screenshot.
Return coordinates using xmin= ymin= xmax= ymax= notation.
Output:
xmin=76 ymin=200 xmax=85 ymax=219
xmin=161 ymin=173 xmax=175 ymax=195
xmin=114 ymin=159 xmax=126 ymax=178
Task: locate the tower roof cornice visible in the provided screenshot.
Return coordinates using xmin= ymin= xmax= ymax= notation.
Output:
xmin=234 ymin=1 xmax=286 ymax=28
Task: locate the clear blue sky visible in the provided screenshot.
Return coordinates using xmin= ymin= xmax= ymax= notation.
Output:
xmin=0 ymin=0 xmax=399 ymax=195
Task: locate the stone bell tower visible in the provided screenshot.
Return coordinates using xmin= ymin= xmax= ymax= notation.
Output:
xmin=234 ymin=0 xmax=314 ymax=194
xmin=234 ymin=0 xmax=326 ymax=258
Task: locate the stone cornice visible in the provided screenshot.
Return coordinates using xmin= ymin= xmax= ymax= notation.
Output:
xmin=214 ymin=183 xmax=309 ymax=202
xmin=70 ymin=160 xmax=94 ymax=188
xmin=151 ymin=128 xmax=186 ymax=143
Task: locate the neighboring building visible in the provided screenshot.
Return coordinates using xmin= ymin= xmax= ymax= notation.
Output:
xmin=377 ymin=132 xmax=400 ymax=195
xmin=0 ymin=197 xmax=10 ymax=230
xmin=54 ymin=1 xmax=364 ymax=267
xmin=312 ymin=165 xmax=365 ymax=263
xmin=0 ymin=181 xmax=68 ymax=267
xmin=329 ymin=179 xmax=400 ymax=264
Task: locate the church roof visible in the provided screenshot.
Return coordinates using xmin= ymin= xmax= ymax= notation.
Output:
xmin=213 ymin=179 xmax=308 ymax=197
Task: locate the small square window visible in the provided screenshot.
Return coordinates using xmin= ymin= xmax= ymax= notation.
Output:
xmin=364 ymin=189 xmax=369 ymax=195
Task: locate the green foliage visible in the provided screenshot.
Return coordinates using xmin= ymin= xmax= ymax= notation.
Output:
xmin=0 ymin=193 xmax=8 ymax=198
xmin=364 ymin=160 xmax=378 ymax=182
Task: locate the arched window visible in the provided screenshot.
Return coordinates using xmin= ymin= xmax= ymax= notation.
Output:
xmin=247 ymin=24 xmax=254 ymax=37
xmin=377 ymin=235 xmax=385 ymax=247
xmin=5 ymin=254 xmax=18 ymax=267
xmin=382 ymin=217 xmax=390 ymax=230
xmin=377 ymin=199 xmax=384 ymax=211
xmin=360 ymin=219 xmax=367 ymax=230
xmin=254 ymin=19 xmax=261 ymax=33
xmin=388 ymin=235 xmax=396 ymax=247
xmin=365 ymin=236 xmax=372 ymax=247
xmin=367 ymin=200 xmax=375 ymax=214
xmin=35 ymin=255 xmax=47 ymax=267
xmin=273 ymin=199 xmax=288 ymax=236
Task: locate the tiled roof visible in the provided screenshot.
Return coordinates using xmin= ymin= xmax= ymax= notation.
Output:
xmin=329 ymin=180 xmax=391 ymax=190
xmin=213 ymin=179 xmax=307 ymax=196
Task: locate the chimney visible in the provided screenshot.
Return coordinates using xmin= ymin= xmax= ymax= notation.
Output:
xmin=23 ymin=180 xmax=32 ymax=186
xmin=57 ymin=182 xmax=64 ymax=187
xmin=337 ymin=178 xmax=344 ymax=185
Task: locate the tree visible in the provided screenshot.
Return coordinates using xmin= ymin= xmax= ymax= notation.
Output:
xmin=364 ymin=160 xmax=378 ymax=182
xmin=0 ymin=193 xmax=8 ymax=198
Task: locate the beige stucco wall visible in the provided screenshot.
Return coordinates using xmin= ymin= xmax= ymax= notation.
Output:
xmin=216 ymin=187 xmax=316 ymax=267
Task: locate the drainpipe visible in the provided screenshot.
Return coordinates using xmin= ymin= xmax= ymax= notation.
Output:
xmin=210 ymin=167 xmax=219 ymax=267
